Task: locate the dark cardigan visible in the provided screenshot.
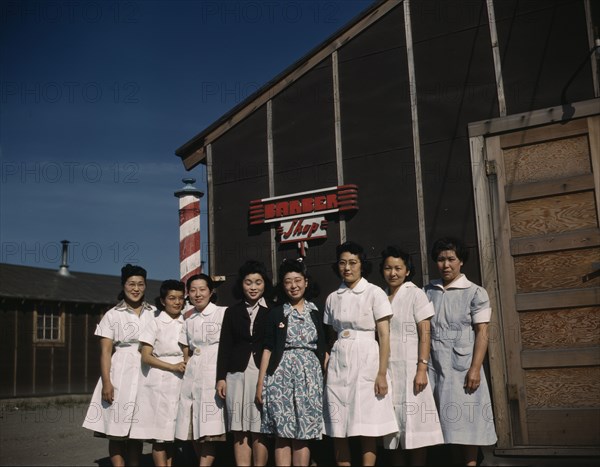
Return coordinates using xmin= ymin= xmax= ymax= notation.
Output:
xmin=216 ymin=301 xmax=269 ymax=382
xmin=263 ymin=303 xmax=327 ymax=376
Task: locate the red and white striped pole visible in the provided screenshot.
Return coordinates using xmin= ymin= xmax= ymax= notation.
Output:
xmin=174 ymin=178 xmax=204 ymax=287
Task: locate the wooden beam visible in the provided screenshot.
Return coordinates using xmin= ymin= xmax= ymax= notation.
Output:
xmin=468 ymin=98 xmax=600 ymax=138
xmin=516 ymin=287 xmax=600 ymax=311
xmin=588 ymin=116 xmax=600 ymax=222
xmin=182 ymin=147 xmax=205 ymax=170
xmin=405 ymin=0 xmax=429 ymax=285
xmin=332 ymin=50 xmax=346 ymax=243
xmin=178 ymin=0 xmax=402 ymax=169
xmin=484 ymin=135 xmax=530 ymax=444
xmin=499 ymin=118 xmax=588 ymax=149
xmin=521 ymin=347 xmax=600 ymax=369
xmin=494 ymin=447 xmax=600 ymax=456
xmin=206 ymin=144 xmax=215 ymax=274
xmin=13 ymin=309 xmax=18 ymax=397
xmin=510 ymin=227 xmax=600 ymax=256
xmin=505 ymin=174 xmax=594 ymax=202
xmin=469 ymin=135 xmax=512 ymax=449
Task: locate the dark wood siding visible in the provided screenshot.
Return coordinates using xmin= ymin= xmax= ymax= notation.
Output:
xmin=338 ymin=5 xmax=421 ymax=288
xmin=212 ymin=106 xmax=270 ymax=302
xmin=494 ymin=0 xmax=592 ymax=113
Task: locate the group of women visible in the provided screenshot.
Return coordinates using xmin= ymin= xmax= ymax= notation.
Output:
xmin=83 ymin=237 xmax=497 ymax=467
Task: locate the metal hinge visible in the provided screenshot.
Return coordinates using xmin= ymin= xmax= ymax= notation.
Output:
xmin=485 ymin=160 xmax=497 ymax=176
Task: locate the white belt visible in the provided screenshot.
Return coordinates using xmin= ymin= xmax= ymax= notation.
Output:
xmin=338 ymin=329 xmax=375 ymax=340
xmin=114 ymin=344 xmax=140 ymax=353
xmin=193 ymin=344 xmax=216 ymax=355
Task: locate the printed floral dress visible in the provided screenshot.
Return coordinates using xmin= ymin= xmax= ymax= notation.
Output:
xmin=261 ymin=301 xmax=323 ymax=439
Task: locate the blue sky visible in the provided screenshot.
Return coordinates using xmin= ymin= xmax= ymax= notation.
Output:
xmin=1 ymin=0 xmax=372 ymax=280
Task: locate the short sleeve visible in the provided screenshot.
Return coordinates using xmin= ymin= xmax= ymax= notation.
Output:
xmin=413 ymin=288 xmax=435 ymax=323
xmin=178 ymin=320 xmax=190 ymax=347
xmin=139 ymin=319 xmax=158 ymax=346
xmin=323 ymin=293 xmax=334 ymax=325
xmin=371 ymin=286 xmax=393 ymax=321
xmin=95 ymin=311 xmax=115 ymax=340
xmin=471 ymin=286 xmax=492 ymax=324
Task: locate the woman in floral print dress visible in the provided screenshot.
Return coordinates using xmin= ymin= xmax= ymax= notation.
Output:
xmin=256 ymin=259 xmax=327 ymax=466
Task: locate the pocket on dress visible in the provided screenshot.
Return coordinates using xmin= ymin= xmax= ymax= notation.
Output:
xmin=451 ymin=344 xmax=472 ymax=371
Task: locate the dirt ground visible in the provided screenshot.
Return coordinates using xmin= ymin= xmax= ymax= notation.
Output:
xmin=0 ymin=396 xmax=127 ymax=466
xmin=1 ymin=395 xmax=598 ymax=466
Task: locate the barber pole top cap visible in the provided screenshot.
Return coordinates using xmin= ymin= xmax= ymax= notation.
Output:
xmin=174 ymin=178 xmax=204 ymax=199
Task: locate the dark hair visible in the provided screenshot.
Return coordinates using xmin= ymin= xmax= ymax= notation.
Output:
xmin=155 ymin=279 xmax=185 ymax=310
xmin=430 ymin=237 xmax=469 ymax=263
xmin=121 ymin=263 xmax=147 ymax=285
xmin=332 ymin=241 xmax=372 ymax=277
xmin=276 ymin=258 xmax=319 ymax=302
xmin=379 ymin=245 xmax=415 ymax=282
xmin=117 ymin=264 xmax=147 ymax=301
xmin=186 ymin=273 xmax=217 ymax=304
xmin=232 ymin=260 xmax=274 ymax=302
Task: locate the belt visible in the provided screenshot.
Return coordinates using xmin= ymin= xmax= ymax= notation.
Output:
xmin=114 ymin=343 xmax=140 ymax=352
xmin=338 ymin=329 xmax=375 ymax=340
xmin=193 ymin=344 xmax=217 ymax=355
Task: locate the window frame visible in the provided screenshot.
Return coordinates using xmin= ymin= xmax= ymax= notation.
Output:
xmin=33 ymin=304 xmax=66 ymax=346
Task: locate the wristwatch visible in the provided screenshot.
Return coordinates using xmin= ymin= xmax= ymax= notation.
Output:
xmin=417 ymin=359 xmax=428 ymax=365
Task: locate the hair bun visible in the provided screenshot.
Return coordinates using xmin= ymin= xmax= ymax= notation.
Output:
xmin=121 ymin=263 xmax=147 ymax=285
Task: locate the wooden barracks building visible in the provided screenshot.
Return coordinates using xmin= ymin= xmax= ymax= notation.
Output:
xmin=175 ymin=0 xmax=600 ymax=458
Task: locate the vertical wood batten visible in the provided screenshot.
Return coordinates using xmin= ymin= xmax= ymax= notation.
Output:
xmin=588 ymin=116 xmax=600 ymax=222
xmin=84 ymin=312 xmax=88 ymax=393
xmin=584 ymin=0 xmax=599 ymax=97
xmin=206 ymin=144 xmax=215 ymax=274
xmin=486 ymin=0 xmax=507 ymax=117
xmin=267 ymin=100 xmax=277 ymax=273
xmin=332 ymin=50 xmax=346 ymax=243
xmin=67 ymin=306 xmax=71 ymax=393
xmin=469 ymin=135 xmax=511 ymax=448
xmin=13 ymin=309 xmax=18 ymax=397
xmin=403 ymin=0 xmax=429 ymax=284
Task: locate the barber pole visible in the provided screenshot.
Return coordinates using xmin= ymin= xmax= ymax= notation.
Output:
xmin=174 ymin=178 xmax=204 ymax=287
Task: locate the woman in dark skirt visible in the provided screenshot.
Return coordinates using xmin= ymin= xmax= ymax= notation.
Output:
xmin=216 ymin=260 xmax=273 ymax=466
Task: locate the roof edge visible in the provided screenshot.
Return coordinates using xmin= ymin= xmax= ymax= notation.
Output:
xmin=175 ymin=0 xmax=398 ymax=169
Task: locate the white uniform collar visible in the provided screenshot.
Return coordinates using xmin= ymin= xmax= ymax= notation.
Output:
xmin=387 ymin=280 xmax=415 ymax=294
xmin=114 ymin=300 xmax=154 ymax=314
xmin=190 ymin=301 xmax=218 ymax=318
xmin=337 ymin=277 xmax=368 ymax=294
xmin=157 ymin=310 xmax=184 ymax=324
xmin=430 ymin=274 xmax=472 ymax=290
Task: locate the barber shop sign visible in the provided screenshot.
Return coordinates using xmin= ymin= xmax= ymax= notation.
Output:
xmin=249 ymin=185 xmax=359 ymax=256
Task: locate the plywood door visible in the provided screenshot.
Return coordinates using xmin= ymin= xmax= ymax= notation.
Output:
xmin=485 ymin=116 xmax=600 ymax=451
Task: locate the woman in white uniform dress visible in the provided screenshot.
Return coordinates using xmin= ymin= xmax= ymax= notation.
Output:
xmin=129 ymin=280 xmax=186 ymax=467
xmin=175 ymin=274 xmax=227 ymax=466
xmin=380 ymin=246 xmax=444 ymax=465
xmin=323 ymin=241 xmax=399 ymax=466
xmin=82 ymin=264 xmax=157 ymax=467
xmin=425 ymin=237 xmax=497 ymax=467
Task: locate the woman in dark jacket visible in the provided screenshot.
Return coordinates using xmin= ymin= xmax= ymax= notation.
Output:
xmin=255 ymin=258 xmax=327 ymax=467
xmin=216 ymin=260 xmax=273 ymax=466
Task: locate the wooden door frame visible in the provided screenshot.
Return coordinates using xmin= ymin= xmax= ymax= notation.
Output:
xmin=468 ymin=98 xmax=600 ymax=454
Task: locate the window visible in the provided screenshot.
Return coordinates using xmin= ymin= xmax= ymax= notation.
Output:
xmin=34 ymin=305 xmax=65 ymax=345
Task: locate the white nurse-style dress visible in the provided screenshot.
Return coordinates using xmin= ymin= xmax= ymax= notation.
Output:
xmin=175 ymin=302 xmax=227 ymax=440
xmin=323 ymin=277 xmax=399 ymax=438
xmin=383 ymin=281 xmax=444 ymax=450
xmin=82 ymin=301 xmax=157 ymax=437
xmin=129 ymin=311 xmax=185 ymax=441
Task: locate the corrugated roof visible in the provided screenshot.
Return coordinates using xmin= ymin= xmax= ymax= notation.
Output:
xmin=0 ymin=263 xmax=163 ymax=305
